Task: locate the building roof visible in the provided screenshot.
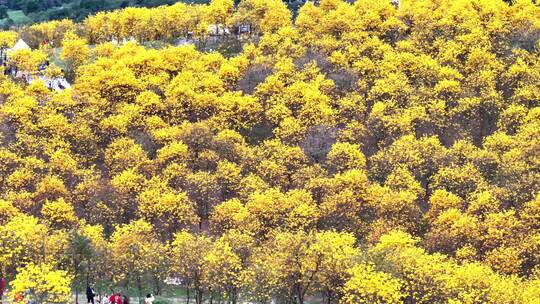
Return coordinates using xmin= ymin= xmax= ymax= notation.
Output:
xmin=10 ymin=39 xmax=31 ymax=52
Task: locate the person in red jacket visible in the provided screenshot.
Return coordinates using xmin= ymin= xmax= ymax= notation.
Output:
xmin=0 ymin=277 xmax=5 ymax=302
xmin=109 ymin=293 xmax=123 ymax=304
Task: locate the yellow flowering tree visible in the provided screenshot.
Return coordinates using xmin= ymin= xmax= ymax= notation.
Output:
xmin=202 ymin=235 xmax=243 ymax=303
xmin=170 ymin=231 xmax=213 ymax=304
xmin=41 ymin=198 xmax=79 ymax=230
xmin=0 ymin=31 xmax=17 ymax=58
xmin=0 ymin=0 xmax=539 ymax=302
xmin=60 ymin=31 xmax=90 ymax=80
xmin=9 ymin=263 xmax=72 ymax=304
xmin=341 ymin=263 xmax=404 ymax=304
xmin=8 ymin=49 xmax=47 ymax=76
xmin=109 ymin=220 xmax=167 ymax=300
xmin=0 ymin=215 xmax=48 ymax=276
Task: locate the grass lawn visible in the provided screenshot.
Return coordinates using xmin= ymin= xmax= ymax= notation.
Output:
xmin=49 ymin=47 xmax=66 ymax=70
xmin=7 ymin=10 xmax=32 ymax=24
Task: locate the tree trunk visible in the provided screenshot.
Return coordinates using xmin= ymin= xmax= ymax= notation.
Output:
xmin=196 ymin=289 xmax=203 ymax=304
xmin=186 ymin=287 xmax=190 ymax=304
xmin=137 ymin=276 xmax=143 ymax=304
xmin=326 ymin=288 xmax=332 ymax=304
xmin=153 ymin=275 xmax=162 ymax=295
xmin=296 ymin=284 xmax=304 ymax=304
xmin=230 ymin=287 xmax=237 ymax=304
xmin=194 ymin=281 xmax=203 ymax=304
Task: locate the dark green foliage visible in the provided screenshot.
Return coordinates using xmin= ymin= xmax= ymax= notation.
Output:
xmin=0 ymin=0 xmax=213 ymax=29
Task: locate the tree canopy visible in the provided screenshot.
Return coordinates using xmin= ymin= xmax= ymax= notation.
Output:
xmin=1 ymin=0 xmax=540 ymax=303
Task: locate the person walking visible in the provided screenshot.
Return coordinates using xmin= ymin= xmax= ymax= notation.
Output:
xmin=86 ymin=285 xmax=96 ymax=304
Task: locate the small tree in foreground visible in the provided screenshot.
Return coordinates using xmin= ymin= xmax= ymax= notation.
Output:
xmin=9 ymin=262 xmax=73 ymax=304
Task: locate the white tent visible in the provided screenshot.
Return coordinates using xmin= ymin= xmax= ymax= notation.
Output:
xmin=9 ymin=39 xmax=31 ymax=52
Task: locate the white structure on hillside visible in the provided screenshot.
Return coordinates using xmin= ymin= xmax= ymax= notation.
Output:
xmin=208 ymin=24 xmax=230 ymax=36
xmin=9 ymin=39 xmax=31 ymax=52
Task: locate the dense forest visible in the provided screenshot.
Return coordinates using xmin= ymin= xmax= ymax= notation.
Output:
xmin=0 ymin=0 xmax=540 ymax=303
xmin=0 ymin=0 xmax=212 ymax=28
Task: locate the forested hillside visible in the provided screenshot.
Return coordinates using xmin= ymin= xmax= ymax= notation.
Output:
xmin=0 ymin=0 xmax=540 ymax=303
xmin=0 ymin=0 xmax=210 ymax=28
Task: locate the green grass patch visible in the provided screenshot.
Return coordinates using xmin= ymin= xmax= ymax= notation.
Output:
xmin=50 ymin=47 xmax=66 ymax=70
xmin=7 ymin=10 xmax=32 ymax=24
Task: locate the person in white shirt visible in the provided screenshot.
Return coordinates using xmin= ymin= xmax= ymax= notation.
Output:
xmin=144 ymin=294 xmax=154 ymax=304
xmin=101 ymin=294 xmax=111 ymax=304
